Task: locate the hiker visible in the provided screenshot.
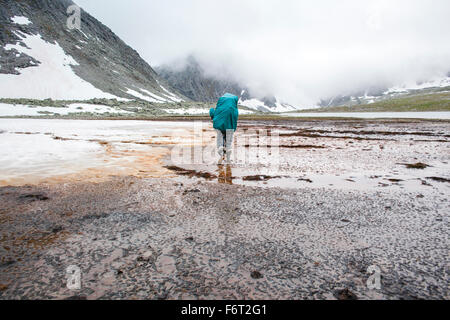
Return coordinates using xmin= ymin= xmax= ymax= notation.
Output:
xmin=209 ymin=93 xmax=239 ymax=163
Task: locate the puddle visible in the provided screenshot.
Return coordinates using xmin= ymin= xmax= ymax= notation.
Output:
xmin=166 ymin=162 xmax=449 ymax=192
xmin=1 ymin=119 xmax=449 ymax=194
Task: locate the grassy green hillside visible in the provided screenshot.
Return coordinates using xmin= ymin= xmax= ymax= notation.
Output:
xmin=298 ymin=91 xmax=450 ymax=113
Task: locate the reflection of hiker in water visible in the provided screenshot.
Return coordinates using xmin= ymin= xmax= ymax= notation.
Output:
xmin=209 ymin=93 xmax=239 ymax=164
xmin=218 ymin=164 xmax=233 ymax=184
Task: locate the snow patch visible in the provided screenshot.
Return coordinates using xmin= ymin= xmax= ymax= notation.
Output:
xmin=156 ymin=80 xmax=184 ymax=102
xmin=139 ymin=88 xmax=168 ymax=102
xmin=0 ymin=103 xmax=131 ymax=117
xmin=164 ymin=107 xmax=254 ymax=115
xmin=164 ymin=108 xmax=208 ymax=115
xmin=11 ymin=16 xmax=32 ymax=25
xmin=239 ymin=97 xmax=296 ymax=113
xmin=0 ymin=32 xmax=119 ymax=100
xmin=239 ymin=98 xmax=268 ymax=111
xmin=125 ymin=88 xmax=164 ymax=103
xmin=159 ymin=85 xmax=184 ymax=102
xmin=237 ymin=109 xmax=255 ymax=115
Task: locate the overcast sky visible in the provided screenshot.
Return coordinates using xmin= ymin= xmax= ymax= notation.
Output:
xmin=75 ymin=0 xmax=450 ymax=106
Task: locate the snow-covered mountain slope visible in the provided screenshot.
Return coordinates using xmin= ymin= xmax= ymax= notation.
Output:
xmin=319 ymin=75 xmax=450 ymax=108
xmin=0 ymin=0 xmax=186 ymax=102
xmin=384 ymin=76 xmax=450 ymax=95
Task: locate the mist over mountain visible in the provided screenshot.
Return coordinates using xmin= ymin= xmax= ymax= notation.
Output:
xmin=156 ymin=56 xmax=246 ymax=103
xmin=1 ymin=0 xmax=449 ymax=112
xmin=156 ymin=56 xmax=297 ymax=112
xmin=75 ymin=0 xmax=450 ymax=108
xmin=0 ymin=0 xmax=186 ymax=103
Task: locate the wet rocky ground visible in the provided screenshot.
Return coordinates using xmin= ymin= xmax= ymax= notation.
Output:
xmin=0 ymin=119 xmax=449 ymax=300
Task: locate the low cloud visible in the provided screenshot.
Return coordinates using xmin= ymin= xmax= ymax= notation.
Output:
xmin=76 ymin=0 xmax=450 ymax=106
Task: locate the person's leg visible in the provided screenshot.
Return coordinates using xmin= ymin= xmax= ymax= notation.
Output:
xmin=224 ymin=129 xmax=234 ymax=163
xmin=216 ymin=129 xmax=225 ymax=162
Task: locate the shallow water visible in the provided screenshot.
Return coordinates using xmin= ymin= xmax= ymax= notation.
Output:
xmin=0 ymin=119 xmax=210 ymax=186
xmin=1 ymin=119 xmax=449 ymax=194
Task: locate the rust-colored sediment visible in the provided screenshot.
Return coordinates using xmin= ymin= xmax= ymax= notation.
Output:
xmin=0 ymin=140 xmax=174 ymax=187
xmin=0 ymin=128 xmax=215 ymax=187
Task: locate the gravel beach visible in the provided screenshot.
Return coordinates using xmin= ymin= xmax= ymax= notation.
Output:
xmin=0 ymin=119 xmax=448 ymax=300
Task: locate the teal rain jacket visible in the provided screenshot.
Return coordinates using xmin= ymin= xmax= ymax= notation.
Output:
xmin=209 ymin=93 xmax=239 ymax=132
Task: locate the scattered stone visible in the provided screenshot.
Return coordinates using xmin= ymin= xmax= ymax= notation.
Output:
xmin=0 ymin=260 xmax=16 ymax=267
xmin=279 ymin=144 xmax=326 ymax=149
xmin=243 ymin=175 xmax=280 ymax=181
xmin=64 ymin=295 xmax=87 ymax=300
xmin=426 ymin=177 xmax=450 ymax=183
xmin=18 ymin=194 xmax=49 ymax=202
xmin=51 ymin=226 xmax=64 ymax=233
xmin=185 ymin=236 xmax=194 ymax=242
xmin=165 ymin=166 xmax=217 ymax=180
xmin=183 ymin=189 xmax=201 ymax=195
xmin=250 ymin=271 xmax=263 ymax=279
xmin=334 ymin=288 xmax=358 ymax=300
xmin=404 ymin=162 xmax=429 ymax=169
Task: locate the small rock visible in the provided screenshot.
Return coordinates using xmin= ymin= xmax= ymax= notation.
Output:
xmin=64 ymin=296 xmax=87 ymax=300
xmin=185 ymin=236 xmax=194 ymax=242
xmin=250 ymin=271 xmax=263 ymax=279
xmin=183 ymin=189 xmax=201 ymax=195
xmin=335 ymin=288 xmax=358 ymax=300
xmin=405 ymin=162 xmax=429 ymax=169
xmin=51 ymin=226 xmax=64 ymax=233
xmin=18 ymin=194 xmax=49 ymax=202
